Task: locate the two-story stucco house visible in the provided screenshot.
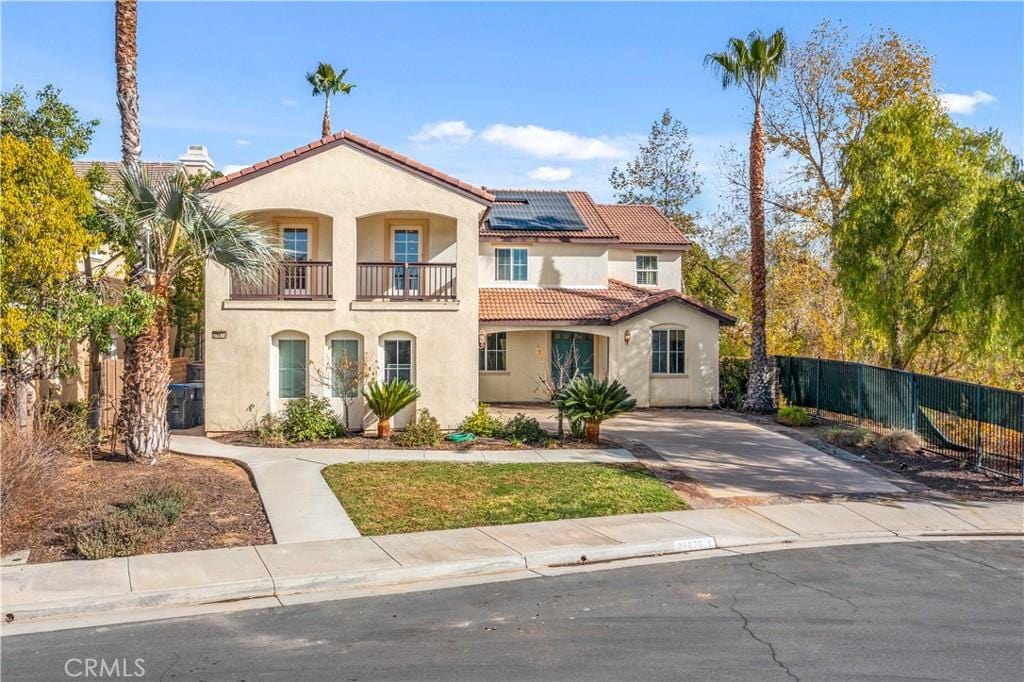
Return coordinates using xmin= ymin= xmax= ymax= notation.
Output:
xmin=203 ymin=131 xmax=734 ymax=433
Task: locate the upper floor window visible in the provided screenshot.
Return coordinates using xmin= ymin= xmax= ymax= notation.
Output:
xmin=383 ymin=338 xmax=413 ymax=384
xmin=479 ymin=332 xmax=507 ymax=372
xmin=651 ymin=329 xmax=685 ymax=375
xmin=278 ymin=338 xmax=307 ymax=398
xmin=282 ymin=227 xmax=309 ymax=262
xmin=636 ymin=255 xmax=658 ymax=286
xmin=495 ymin=248 xmax=528 ymax=282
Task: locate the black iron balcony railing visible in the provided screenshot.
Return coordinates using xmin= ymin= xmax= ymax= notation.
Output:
xmin=356 ymin=262 xmax=456 ymax=301
xmin=229 ymin=261 xmax=333 ymax=300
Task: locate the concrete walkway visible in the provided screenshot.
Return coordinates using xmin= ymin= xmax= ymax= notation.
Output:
xmin=4 ymin=499 xmax=1020 ymax=629
xmin=169 ymin=435 xmax=637 ymax=544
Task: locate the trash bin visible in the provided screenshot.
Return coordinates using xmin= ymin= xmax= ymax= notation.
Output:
xmin=185 ymin=382 xmax=204 ymax=427
xmin=167 ymin=384 xmax=191 ymax=429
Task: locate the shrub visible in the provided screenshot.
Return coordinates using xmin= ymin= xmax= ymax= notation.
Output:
xmin=458 ymin=403 xmax=505 ymax=438
xmin=256 ymin=413 xmax=287 ymax=446
xmin=42 ymin=400 xmax=93 ymax=451
xmin=281 ymin=396 xmax=342 ymax=442
xmin=392 ymin=409 xmax=442 ymax=447
xmin=502 ymin=413 xmax=549 ymax=444
xmin=776 ymin=406 xmax=811 ymax=427
xmin=879 ymin=429 xmax=922 ymax=454
xmin=0 ymin=419 xmax=70 ymax=523
xmin=719 ymin=357 xmax=749 ymax=409
xmin=65 ymin=482 xmax=197 ymax=559
xmin=364 ymin=379 xmax=421 ymax=438
xmin=553 ymin=376 xmax=637 ymax=443
xmin=823 ymin=426 xmax=878 ymax=449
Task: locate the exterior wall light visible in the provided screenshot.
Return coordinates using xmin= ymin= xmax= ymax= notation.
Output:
xmin=478 ymin=332 xmax=487 ymax=349
xmin=624 ymin=329 xmax=632 ymax=344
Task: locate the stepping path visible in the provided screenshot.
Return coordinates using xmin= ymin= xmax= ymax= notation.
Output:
xmin=169 ymin=435 xmax=637 ymax=544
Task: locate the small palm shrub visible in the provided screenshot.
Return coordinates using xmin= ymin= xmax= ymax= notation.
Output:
xmin=282 ymin=396 xmax=342 ymax=442
xmin=458 ymin=403 xmax=505 ymax=438
xmin=776 ymin=406 xmax=811 ymax=427
xmin=879 ymin=429 xmax=921 ymax=454
xmin=553 ymin=376 xmax=637 ymax=443
xmin=393 ymin=409 xmax=442 ymax=447
xmin=503 ymin=413 xmax=549 ymax=444
xmin=363 ymin=378 xmax=420 ymax=438
xmin=824 ymin=426 xmax=878 ymax=449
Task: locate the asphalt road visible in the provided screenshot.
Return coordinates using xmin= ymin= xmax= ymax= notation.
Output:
xmin=3 ymin=541 xmax=1022 ymax=681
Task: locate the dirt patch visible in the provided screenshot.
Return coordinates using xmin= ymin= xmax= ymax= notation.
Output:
xmin=214 ymin=432 xmax=611 ymax=450
xmin=1 ymin=453 xmax=273 ymax=564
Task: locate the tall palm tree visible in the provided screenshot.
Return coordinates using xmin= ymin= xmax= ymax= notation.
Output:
xmin=705 ymin=29 xmax=787 ymax=413
xmin=305 ymin=62 xmax=355 ymax=138
xmin=114 ymin=0 xmax=140 ymax=172
xmin=103 ymin=172 xmax=281 ymax=461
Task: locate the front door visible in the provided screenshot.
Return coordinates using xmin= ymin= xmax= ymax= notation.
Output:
xmin=282 ymin=226 xmax=310 ymax=296
xmin=392 ymin=228 xmax=421 ymax=297
xmin=551 ymin=332 xmax=594 ymax=386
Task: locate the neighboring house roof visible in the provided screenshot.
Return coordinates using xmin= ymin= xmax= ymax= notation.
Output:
xmin=205 ymin=130 xmax=495 ymax=203
xmin=72 ymin=160 xmax=180 ymax=196
xmin=481 ymin=189 xmax=689 ymax=249
xmin=480 ymin=279 xmax=735 ymax=326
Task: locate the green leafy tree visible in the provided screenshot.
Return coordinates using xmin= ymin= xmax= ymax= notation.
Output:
xmin=305 ymin=62 xmax=355 ymax=138
xmin=705 ymin=29 xmax=788 ymax=413
xmin=835 ymin=100 xmax=1014 ymax=370
xmin=1 ymin=84 xmax=99 ymax=159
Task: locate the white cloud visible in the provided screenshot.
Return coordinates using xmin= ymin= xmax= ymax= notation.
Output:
xmin=221 ymin=164 xmax=247 ymax=175
xmin=528 ymin=166 xmax=573 ymax=182
xmin=481 ymin=124 xmax=628 ymax=160
xmin=409 ymin=120 xmax=474 ymax=144
xmin=280 ymin=97 xmax=297 ymax=107
xmin=938 ymin=90 xmax=996 ymax=115
xmin=234 ymin=138 xmax=251 ymax=147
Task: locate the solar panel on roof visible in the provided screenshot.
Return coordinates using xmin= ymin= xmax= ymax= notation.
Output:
xmin=488 ymin=191 xmax=587 ymax=231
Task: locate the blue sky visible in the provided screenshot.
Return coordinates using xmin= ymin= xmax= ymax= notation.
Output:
xmin=3 ymin=2 xmax=1021 ymax=210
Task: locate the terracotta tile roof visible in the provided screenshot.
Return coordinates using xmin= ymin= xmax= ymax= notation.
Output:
xmin=480 ymin=279 xmax=735 ymax=325
xmin=593 ymin=204 xmax=690 ymax=247
xmin=205 ymin=130 xmax=494 ymax=203
xmin=481 ymin=190 xmax=689 ymax=248
xmin=72 ymin=160 xmax=180 ymax=196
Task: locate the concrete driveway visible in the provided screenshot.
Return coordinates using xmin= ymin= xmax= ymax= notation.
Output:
xmin=492 ymin=406 xmax=904 ymax=500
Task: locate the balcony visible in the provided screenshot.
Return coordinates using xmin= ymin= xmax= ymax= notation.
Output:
xmin=229 ymin=261 xmax=333 ymax=300
xmin=356 ymin=262 xmax=457 ymax=301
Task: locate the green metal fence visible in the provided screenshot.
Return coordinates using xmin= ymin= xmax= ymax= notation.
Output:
xmin=776 ymin=356 xmax=1024 ymax=483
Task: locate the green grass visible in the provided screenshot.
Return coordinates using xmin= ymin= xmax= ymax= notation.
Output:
xmin=321 ymin=462 xmax=688 ymax=535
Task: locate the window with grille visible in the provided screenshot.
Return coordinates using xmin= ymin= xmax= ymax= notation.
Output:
xmin=651 ymin=329 xmax=685 ymax=374
xmin=636 ymin=255 xmax=658 ymax=286
xmin=478 ymin=332 xmax=507 ymax=371
xmin=495 ymin=248 xmax=528 ymax=281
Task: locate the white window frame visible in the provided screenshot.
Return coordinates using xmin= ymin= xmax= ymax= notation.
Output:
xmin=329 ymin=336 xmax=362 ymax=398
xmin=390 ymin=226 xmax=422 ymax=263
xmin=495 ymin=247 xmax=528 ymax=282
xmin=276 ymin=336 xmax=308 ymax=398
xmin=382 ymin=337 xmax=414 ymax=385
xmin=651 ymin=328 xmax=685 ymax=375
xmin=280 ymin=225 xmax=311 ymax=262
xmin=478 ymin=332 xmax=508 ymax=372
xmin=636 ymin=254 xmax=658 ymax=286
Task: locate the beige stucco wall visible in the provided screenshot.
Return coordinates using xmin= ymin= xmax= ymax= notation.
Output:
xmin=205 ymin=143 xmax=487 ymax=432
xmin=607 ymin=248 xmax=683 ymax=292
xmin=478 ymin=241 xmax=609 ymax=288
xmin=480 ymin=301 xmax=720 ymax=408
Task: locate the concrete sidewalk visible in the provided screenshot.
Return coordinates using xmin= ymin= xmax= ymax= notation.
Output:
xmin=3 ymin=499 xmax=1020 ymax=628
xmin=169 ymin=435 xmax=637 ymax=544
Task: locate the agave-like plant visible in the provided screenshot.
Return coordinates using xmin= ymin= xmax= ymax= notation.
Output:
xmin=552 ymin=376 xmax=637 ymax=444
xmin=363 ymin=378 xmax=421 ymax=438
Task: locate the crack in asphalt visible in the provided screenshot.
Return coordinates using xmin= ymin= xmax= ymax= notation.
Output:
xmin=727 ymin=595 xmax=800 ymax=682
xmin=914 ymin=541 xmax=1010 ymax=575
xmin=747 ymin=560 xmax=859 ymax=613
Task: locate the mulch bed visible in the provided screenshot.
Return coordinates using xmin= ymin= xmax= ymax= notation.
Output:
xmin=214 ymin=432 xmax=609 ymax=450
xmin=1 ymin=452 xmax=273 ymax=564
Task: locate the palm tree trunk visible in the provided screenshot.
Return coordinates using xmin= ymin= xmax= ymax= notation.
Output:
xmin=321 ymin=97 xmax=331 ymax=138
xmin=742 ymin=101 xmax=775 ymax=413
xmin=377 ymin=416 xmax=391 ymax=439
xmin=114 ymin=0 xmax=141 ymax=172
xmin=119 ymin=299 xmax=170 ymax=462
xmin=584 ymin=421 xmax=600 ymax=444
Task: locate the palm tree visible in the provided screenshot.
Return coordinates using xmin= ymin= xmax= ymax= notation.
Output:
xmin=705 ymin=29 xmax=787 ymax=413
xmin=363 ymin=378 xmax=420 ymax=438
xmin=552 ymin=376 xmax=637 ymax=444
xmin=114 ymin=0 xmax=140 ymax=172
xmin=305 ymin=62 xmax=355 ymax=138
xmin=103 ymin=171 xmax=281 ymax=461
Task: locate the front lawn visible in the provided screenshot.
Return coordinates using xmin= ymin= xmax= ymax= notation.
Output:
xmin=321 ymin=462 xmax=688 ymax=535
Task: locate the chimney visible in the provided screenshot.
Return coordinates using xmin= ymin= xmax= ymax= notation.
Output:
xmin=178 ymin=144 xmax=215 ymax=176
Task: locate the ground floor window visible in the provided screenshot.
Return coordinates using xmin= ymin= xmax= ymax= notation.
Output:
xmin=278 ymin=338 xmax=307 ymax=398
xmin=479 ymin=332 xmax=507 ymax=371
xmin=331 ymin=339 xmax=361 ymax=398
xmin=383 ymin=338 xmax=413 ymax=384
xmin=651 ymin=329 xmax=685 ymax=374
